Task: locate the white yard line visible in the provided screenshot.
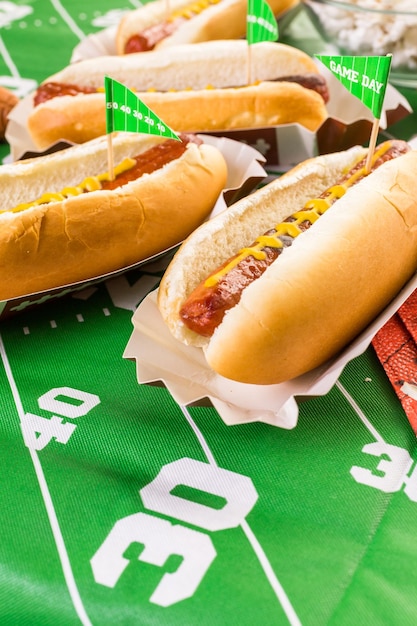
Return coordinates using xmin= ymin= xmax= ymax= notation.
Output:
xmin=179 ymin=404 xmax=218 ymax=466
xmin=180 ymin=404 xmax=302 ymax=626
xmin=49 ymin=0 xmax=86 ymax=40
xmin=0 ymin=334 xmax=93 ymax=626
xmin=241 ymin=519 xmax=302 ymax=626
xmin=0 ymin=35 xmax=20 ymax=78
xmin=336 ymin=380 xmax=385 ymax=444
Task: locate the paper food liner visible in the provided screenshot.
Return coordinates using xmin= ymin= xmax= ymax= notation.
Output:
xmin=124 ymin=273 xmax=417 ymax=430
xmin=5 ymin=53 xmax=411 ymax=165
xmin=0 ymin=136 xmax=266 ymax=320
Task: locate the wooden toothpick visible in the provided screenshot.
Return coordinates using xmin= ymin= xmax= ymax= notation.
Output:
xmin=107 ymin=132 xmax=115 ymax=181
xmin=365 ymin=118 xmax=380 ymax=174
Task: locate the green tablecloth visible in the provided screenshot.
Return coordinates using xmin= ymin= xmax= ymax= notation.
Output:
xmin=1 ymin=3 xmax=417 ymax=625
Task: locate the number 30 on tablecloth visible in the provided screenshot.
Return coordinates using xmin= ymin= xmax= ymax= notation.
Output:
xmin=19 ymin=388 xmax=259 ymax=608
xmin=90 ymin=457 xmax=259 ymax=607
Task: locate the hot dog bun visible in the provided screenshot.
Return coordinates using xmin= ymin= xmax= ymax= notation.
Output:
xmin=28 ymin=81 xmax=327 ymax=150
xmin=27 ymin=40 xmax=327 ymax=150
xmin=36 ymin=40 xmax=319 ymax=91
xmin=0 ymin=133 xmax=227 ymax=301
xmin=157 ymin=145 xmax=417 ymax=385
xmin=116 ymin=0 xmax=299 ymax=54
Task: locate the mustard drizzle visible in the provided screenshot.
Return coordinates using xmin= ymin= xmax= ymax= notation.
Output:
xmin=204 ymin=142 xmax=391 ymax=288
xmin=8 ymin=157 xmax=136 ymax=213
xmin=168 ymin=0 xmax=221 ymax=22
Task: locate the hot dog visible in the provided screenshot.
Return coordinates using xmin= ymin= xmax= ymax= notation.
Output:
xmin=115 ymin=0 xmax=299 ymax=54
xmin=157 ymin=140 xmax=417 ymax=385
xmin=0 ymin=132 xmax=227 ymax=301
xmin=26 ymin=40 xmax=328 ymax=151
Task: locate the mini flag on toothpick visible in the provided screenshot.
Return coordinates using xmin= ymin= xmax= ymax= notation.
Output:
xmin=315 ymin=54 xmax=392 ymax=171
xmin=246 ymin=0 xmax=278 ymax=83
xmin=247 ymin=0 xmax=278 ymax=45
xmin=104 ymin=75 xmax=180 ymax=179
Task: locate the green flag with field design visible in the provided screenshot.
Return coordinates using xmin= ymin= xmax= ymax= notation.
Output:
xmin=315 ymin=54 xmax=392 ymax=119
xmin=104 ymin=76 xmax=180 ymax=140
xmin=247 ymin=0 xmax=278 ymax=44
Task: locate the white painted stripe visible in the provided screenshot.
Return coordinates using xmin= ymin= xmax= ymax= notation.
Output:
xmin=76 ymin=314 xmax=84 ymax=322
xmin=0 ymin=334 xmax=93 ymax=626
xmin=180 ymin=405 xmax=217 ymax=466
xmin=0 ymin=35 xmax=20 ymax=78
xmin=241 ymin=519 xmax=302 ymax=626
xmin=50 ymin=320 xmax=57 ymax=328
xmin=336 ymin=381 xmax=385 ymax=444
xmin=30 ymin=451 xmax=94 ymax=626
xmin=49 ymin=0 xmax=86 ymax=40
xmin=180 ymin=404 xmax=302 ymax=625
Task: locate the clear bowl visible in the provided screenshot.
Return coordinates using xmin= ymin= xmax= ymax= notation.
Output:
xmin=302 ymin=0 xmax=417 ymax=87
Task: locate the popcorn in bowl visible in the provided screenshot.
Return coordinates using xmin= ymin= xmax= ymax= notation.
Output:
xmin=303 ymin=0 xmax=417 ymax=87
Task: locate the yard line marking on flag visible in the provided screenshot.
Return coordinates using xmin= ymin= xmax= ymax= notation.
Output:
xmin=0 ymin=334 xmax=94 ymax=626
xmin=105 ymin=76 xmax=180 ymax=138
xmin=247 ymin=0 xmax=278 ymax=45
xmin=104 ymin=75 xmax=180 ymax=179
xmin=49 ymin=0 xmax=86 ymax=40
xmin=180 ymin=404 xmax=302 ymax=626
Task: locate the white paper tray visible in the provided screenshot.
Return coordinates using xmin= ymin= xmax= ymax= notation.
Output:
xmin=124 ymin=273 xmax=417 ymax=429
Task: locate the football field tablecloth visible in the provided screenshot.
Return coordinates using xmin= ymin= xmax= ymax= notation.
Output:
xmin=2 ymin=2 xmax=417 ymax=625
xmin=2 ymin=268 xmax=417 ymax=626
